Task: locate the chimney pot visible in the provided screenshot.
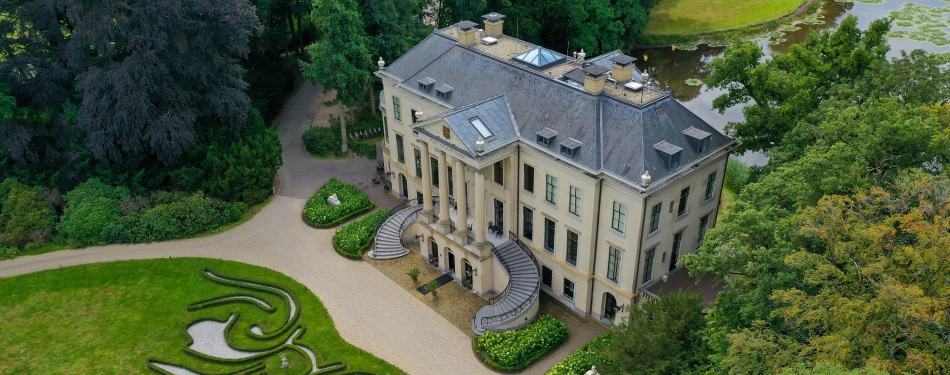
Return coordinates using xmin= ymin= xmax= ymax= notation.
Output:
xmin=481 ymin=12 xmax=506 ymax=37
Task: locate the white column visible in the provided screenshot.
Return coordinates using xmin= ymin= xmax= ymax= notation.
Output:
xmin=454 ymin=157 xmax=468 ymax=241
xmin=419 ymin=141 xmax=434 ymax=224
xmin=474 ymin=167 xmax=489 ymax=257
xmin=437 ymin=150 xmax=452 ymax=234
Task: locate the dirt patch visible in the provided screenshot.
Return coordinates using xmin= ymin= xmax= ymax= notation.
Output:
xmin=365 ymin=245 xmax=488 ymax=338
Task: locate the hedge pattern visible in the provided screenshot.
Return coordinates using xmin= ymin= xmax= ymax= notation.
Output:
xmin=333 ymin=209 xmax=392 ymax=259
xmin=302 ymin=178 xmax=374 ymax=228
xmin=545 ymin=332 xmax=613 ymax=375
xmin=474 ymin=315 xmax=569 ymax=372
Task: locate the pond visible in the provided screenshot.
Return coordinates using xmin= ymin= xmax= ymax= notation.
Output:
xmin=631 ymin=0 xmax=950 ymax=165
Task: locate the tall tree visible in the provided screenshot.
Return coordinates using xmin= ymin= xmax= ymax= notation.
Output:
xmin=358 ymin=0 xmax=431 ymax=64
xmin=301 ymin=0 xmax=373 ymax=153
xmin=436 ymin=0 xmax=487 ymax=28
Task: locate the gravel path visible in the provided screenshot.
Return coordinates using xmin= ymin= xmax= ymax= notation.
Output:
xmin=0 ymin=83 xmax=498 ymax=375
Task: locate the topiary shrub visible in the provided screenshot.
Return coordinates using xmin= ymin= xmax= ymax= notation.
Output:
xmin=0 ymin=182 xmax=57 ymax=248
xmin=302 ymin=178 xmax=373 ymax=228
xmin=474 ymin=315 xmax=569 ymax=371
xmin=546 ymin=332 xmax=613 ymax=375
xmin=332 ymin=209 xmax=392 ymax=259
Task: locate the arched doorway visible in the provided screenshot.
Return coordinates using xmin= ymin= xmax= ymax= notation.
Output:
xmin=428 ymin=238 xmax=439 ymax=267
xmin=604 ymin=292 xmax=618 ymax=322
xmin=447 ymin=249 xmax=456 ymax=274
xmin=462 ymin=259 xmax=473 ymax=289
xmin=399 ymin=174 xmax=408 ymax=199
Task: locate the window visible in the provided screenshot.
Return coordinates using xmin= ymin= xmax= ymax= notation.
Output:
xmin=697 ymin=215 xmax=709 ymax=249
xmin=448 ymin=166 xmax=454 ymax=196
xmin=413 ymin=148 xmax=422 ymax=178
xmin=566 ymin=230 xmax=578 ymax=266
xmin=523 ymin=164 xmax=535 ymax=193
xmin=396 ymin=134 xmax=405 ymax=164
xmin=678 ymin=187 xmax=690 ymax=216
xmin=523 ymin=207 xmax=534 ymax=241
xmin=563 ymin=278 xmax=575 ymax=300
xmin=569 ymin=186 xmax=581 ymax=216
xmin=611 ymin=202 xmax=626 ymax=233
xmin=607 ymin=247 xmax=622 ymax=283
xmin=560 ymin=144 xmax=578 ymax=158
xmin=671 ymin=231 xmax=683 ymax=269
xmin=541 ymin=266 xmax=553 ymax=287
xmin=670 ymin=151 xmax=681 ymax=169
xmin=698 ymin=137 xmax=710 ymax=153
xmin=494 ymin=199 xmax=504 ymax=232
xmin=392 ymin=96 xmax=401 ymax=121
xmin=383 ymin=117 xmax=389 ymax=143
xmin=537 ymin=134 xmax=551 ymax=146
xmin=704 ymin=171 xmax=717 ymax=201
xmin=493 ymin=160 xmax=504 ymax=185
xmin=430 ymin=157 xmax=439 ymax=187
xmin=437 ymin=90 xmax=446 ymax=100
xmin=545 ymin=175 xmax=557 ymax=204
xmin=469 ymin=117 xmax=493 ymax=139
xmin=642 ymin=248 xmax=656 ymax=284
xmin=543 ymin=218 xmax=555 ymax=253
xmin=650 ymin=203 xmax=662 ymax=233
xmin=418 ymin=82 xmax=427 ymax=91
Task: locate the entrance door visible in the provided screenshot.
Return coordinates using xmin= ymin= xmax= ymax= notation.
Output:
xmin=463 ymin=260 xmax=473 ymax=287
xmin=494 ymin=199 xmax=504 ymax=234
xmin=604 ymin=293 xmax=618 ymax=322
xmin=429 ymin=239 xmax=439 ymax=266
xmin=400 ymin=174 xmax=408 ymax=199
xmin=447 ymin=250 xmax=456 ymax=274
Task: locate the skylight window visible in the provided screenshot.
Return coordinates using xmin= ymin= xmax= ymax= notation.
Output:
xmin=512 ymin=47 xmax=567 ymax=70
xmin=470 ymin=117 xmax=493 ymax=139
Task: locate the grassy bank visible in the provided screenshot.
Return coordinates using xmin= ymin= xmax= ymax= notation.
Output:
xmin=646 ymin=0 xmax=808 ymax=36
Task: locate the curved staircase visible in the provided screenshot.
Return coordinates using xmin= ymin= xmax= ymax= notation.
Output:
xmin=369 ymin=204 xmax=422 ymax=260
xmin=472 ymin=238 xmax=540 ymax=335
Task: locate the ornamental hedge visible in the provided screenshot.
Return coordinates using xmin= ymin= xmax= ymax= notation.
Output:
xmin=545 ymin=332 xmax=613 ymax=375
xmin=333 ymin=209 xmax=392 ymax=259
xmin=474 ymin=314 xmax=569 ymax=372
xmin=302 ymin=178 xmax=374 ymax=228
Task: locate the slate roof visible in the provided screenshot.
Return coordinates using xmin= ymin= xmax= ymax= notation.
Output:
xmin=379 ymin=31 xmax=735 ymax=189
xmin=588 ymin=51 xmax=643 ymax=83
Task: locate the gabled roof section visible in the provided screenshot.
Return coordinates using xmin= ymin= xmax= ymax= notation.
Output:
xmin=441 ymin=95 xmax=518 ymax=155
xmin=382 ymin=33 xmax=456 ymax=81
xmin=512 ymin=47 xmax=567 ymax=70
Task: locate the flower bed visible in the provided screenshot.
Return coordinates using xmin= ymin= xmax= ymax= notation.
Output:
xmin=302 ymin=178 xmax=374 ymax=228
xmin=333 ymin=209 xmax=392 ymax=259
xmin=545 ymin=332 xmax=613 ymax=375
xmin=473 ymin=315 xmax=569 ymax=372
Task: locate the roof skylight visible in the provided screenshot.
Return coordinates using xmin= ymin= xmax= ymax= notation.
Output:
xmin=512 ymin=47 xmax=567 ymax=70
xmin=470 ymin=117 xmax=493 ymax=139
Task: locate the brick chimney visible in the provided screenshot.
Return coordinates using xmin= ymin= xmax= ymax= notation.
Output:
xmin=582 ymin=64 xmax=609 ymax=94
xmin=482 ymin=12 xmax=506 ymax=37
xmin=609 ymin=54 xmax=637 ymax=82
xmin=456 ymin=20 xmax=480 ymax=46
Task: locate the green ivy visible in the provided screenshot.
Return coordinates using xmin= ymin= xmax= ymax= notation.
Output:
xmin=474 ymin=315 xmax=568 ymax=371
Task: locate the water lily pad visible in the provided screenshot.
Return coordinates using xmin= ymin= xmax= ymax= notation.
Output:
xmin=673 ymin=43 xmax=699 ymax=51
xmin=801 ymin=14 xmax=825 ymax=25
xmin=708 ymin=41 xmax=734 ymax=48
xmin=685 ymin=78 xmax=703 ymax=86
xmin=886 ymin=3 xmax=950 ymax=46
xmin=835 ymin=0 xmax=884 ymax=4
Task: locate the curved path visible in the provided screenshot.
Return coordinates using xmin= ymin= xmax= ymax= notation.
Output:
xmin=0 ymin=83 xmax=498 ymax=375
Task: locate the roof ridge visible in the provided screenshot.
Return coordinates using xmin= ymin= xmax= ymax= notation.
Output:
xmin=417 ymin=93 xmax=507 ymax=122
xmin=382 ymin=32 xmax=455 ymax=82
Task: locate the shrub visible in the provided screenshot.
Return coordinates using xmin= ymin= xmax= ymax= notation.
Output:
xmin=202 ymin=108 xmax=282 ymax=205
xmin=333 ymin=209 xmax=392 ymax=258
xmin=0 ymin=182 xmax=57 ymax=248
xmin=474 ymin=315 xmax=569 ymax=371
xmin=407 ymin=268 xmax=420 ymax=282
xmin=302 ymin=178 xmax=373 ymax=228
xmin=425 ymin=280 xmax=439 ymax=294
xmin=58 ymin=197 xmax=122 ymax=246
xmin=351 ymin=142 xmax=377 ymax=160
xmin=0 ymin=245 xmax=18 ymax=260
xmin=63 ymin=178 xmax=128 ymax=206
xmin=116 ymin=192 xmax=239 ymax=243
xmin=724 ymin=157 xmax=752 ymax=194
xmin=546 ymin=332 xmax=613 ymax=375
xmin=302 ymin=121 xmax=342 ymax=157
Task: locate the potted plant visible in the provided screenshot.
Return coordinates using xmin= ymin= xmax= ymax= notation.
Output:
xmin=407 ymin=268 xmax=420 ymax=284
xmin=426 ymin=280 xmax=439 ymax=297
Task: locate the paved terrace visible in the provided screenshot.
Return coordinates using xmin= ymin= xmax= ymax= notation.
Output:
xmin=645 ymin=266 xmax=723 ymax=308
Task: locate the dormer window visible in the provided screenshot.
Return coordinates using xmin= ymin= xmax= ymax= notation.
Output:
xmin=560 ymin=138 xmax=582 ymax=159
xmin=536 ymin=127 xmax=557 ymax=147
xmin=654 ymin=141 xmax=683 ymax=170
xmin=417 ymin=77 xmax=435 ymax=92
xmin=435 ymin=84 xmax=453 ymax=101
xmin=655 ymin=107 xmax=667 ymax=118
xmin=469 ymin=117 xmax=493 ymax=139
xmin=683 ymin=127 xmax=711 ymax=154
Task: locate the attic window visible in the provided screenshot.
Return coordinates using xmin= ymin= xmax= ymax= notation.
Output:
xmin=654 ymin=141 xmax=683 ymax=170
xmin=682 ymin=127 xmax=711 ymax=154
xmin=469 ymin=117 xmax=493 ymax=139
xmin=435 ymin=84 xmax=453 ymax=101
xmin=418 ymin=77 xmax=435 ymax=92
xmin=536 ymin=127 xmax=557 ymax=147
xmin=560 ymin=138 xmax=582 ymax=159
xmin=655 ymin=107 xmax=667 ymax=118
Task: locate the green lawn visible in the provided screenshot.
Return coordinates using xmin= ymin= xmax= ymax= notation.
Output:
xmin=645 ymin=0 xmax=808 ymax=35
xmin=0 ymin=258 xmax=404 ymax=375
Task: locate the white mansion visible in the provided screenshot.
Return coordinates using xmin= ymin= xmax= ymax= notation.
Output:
xmin=370 ymin=13 xmax=736 ymax=334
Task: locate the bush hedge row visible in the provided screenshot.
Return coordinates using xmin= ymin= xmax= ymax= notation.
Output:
xmin=333 ymin=209 xmax=392 ymax=259
xmin=545 ymin=332 xmax=613 ymax=375
xmin=474 ymin=315 xmax=569 ymax=372
xmin=302 ymin=178 xmax=374 ymax=228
